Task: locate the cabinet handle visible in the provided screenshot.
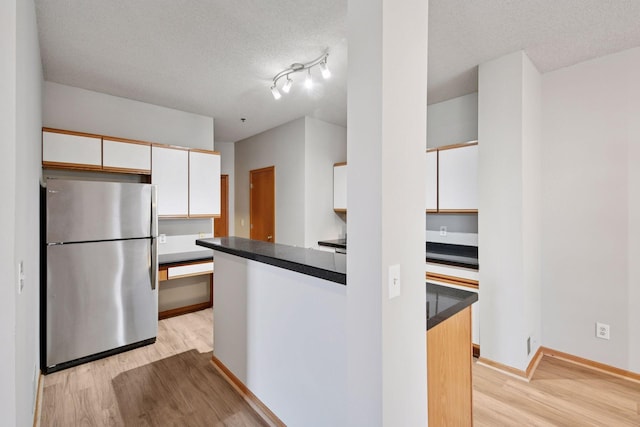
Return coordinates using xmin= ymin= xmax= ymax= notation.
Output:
xmin=267 ymin=235 xmax=273 ymax=241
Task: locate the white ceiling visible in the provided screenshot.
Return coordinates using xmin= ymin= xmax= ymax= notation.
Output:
xmin=35 ymin=1 xmax=640 ymax=143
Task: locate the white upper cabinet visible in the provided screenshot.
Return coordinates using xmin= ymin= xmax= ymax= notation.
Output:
xmin=189 ymin=150 xmax=221 ymax=217
xmin=152 ymin=146 xmax=189 ymax=217
xmin=102 ymin=139 xmax=151 ymax=173
xmin=426 ymin=151 xmax=438 ymax=211
xmin=333 ymin=163 xmax=347 ymax=211
xmin=438 ymin=144 xmax=478 ymax=211
xmin=42 ymin=130 xmax=102 ymax=169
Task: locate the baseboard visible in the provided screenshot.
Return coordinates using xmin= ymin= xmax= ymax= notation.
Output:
xmin=211 ymin=356 xmax=285 ymax=427
xmin=477 ymin=346 xmax=543 ymax=382
xmin=540 ymin=346 xmax=640 ymax=383
xmin=32 ymin=373 xmax=43 ymax=427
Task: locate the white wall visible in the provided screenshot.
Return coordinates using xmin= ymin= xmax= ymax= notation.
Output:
xmin=234 ymin=118 xmax=306 ymax=246
xmin=213 ymin=251 xmax=347 ymax=426
xmin=427 ymin=92 xmax=478 ymax=148
xmin=304 ymin=117 xmax=347 ymax=248
xmin=0 ymin=1 xmax=18 ymax=424
xmin=0 ymin=0 xmax=42 ymax=425
xmin=216 ymin=141 xmax=235 ymax=236
xmin=541 ymin=47 xmax=640 ymax=372
xmin=43 ymin=82 xmax=214 ymax=149
xmin=478 ymin=51 xmax=542 ymax=371
xmin=347 ymin=0 xmax=428 ymax=425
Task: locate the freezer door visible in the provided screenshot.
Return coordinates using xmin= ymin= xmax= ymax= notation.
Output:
xmin=46 ymin=239 xmax=158 ymax=368
xmin=46 ymin=179 xmax=153 ymax=243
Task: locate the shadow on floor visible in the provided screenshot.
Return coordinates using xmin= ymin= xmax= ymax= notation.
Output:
xmin=112 ymin=350 xmax=268 ymax=426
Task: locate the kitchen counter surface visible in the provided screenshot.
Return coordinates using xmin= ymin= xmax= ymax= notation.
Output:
xmin=158 ymin=250 xmax=213 ymax=266
xmin=426 ymin=282 xmax=478 ymax=330
xmin=196 ymin=237 xmax=346 ymax=285
xmin=317 ymin=238 xmax=347 ymax=250
xmin=426 ymin=242 xmax=479 ymax=270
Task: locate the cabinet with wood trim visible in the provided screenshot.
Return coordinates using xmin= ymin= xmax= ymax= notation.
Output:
xmin=152 ymin=145 xmax=190 ymax=217
xmin=426 ymin=141 xmax=478 ymax=213
xmin=158 ymin=259 xmax=214 ymax=319
xmin=189 ymin=150 xmax=221 ymax=217
xmin=42 ymin=128 xmax=102 ymax=170
xmin=426 ymin=150 xmax=438 ymax=212
xmin=333 ymin=162 xmax=347 ymax=212
xmin=102 ymin=137 xmax=151 ymax=174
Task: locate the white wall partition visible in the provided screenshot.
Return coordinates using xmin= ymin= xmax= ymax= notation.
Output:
xmin=541 ymin=47 xmax=640 ymax=372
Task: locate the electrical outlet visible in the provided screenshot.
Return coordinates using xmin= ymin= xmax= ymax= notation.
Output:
xmin=198 ymin=232 xmax=206 ymax=238
xmin=388 ymin=264 xmax=401 ymax=299
xmin=439 ymin=226 xmax=447 ymax=236
xmin=159 ymin=234 xmax=167 ymax=244
xmin=596 ymin=322 xmax=610 ymax=340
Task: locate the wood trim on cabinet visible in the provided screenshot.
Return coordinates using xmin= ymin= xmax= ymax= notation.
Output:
xmin=425 ymin=209 xmax=438 ymax=213
xmin=211 ymin=356 xmax=286 ymax=427
xmin=101 ymin=166 xmax=151 ymax=175
xmin=433 ymin=140 xmax=478 ymax=151
xmin=159 ymin=301 xmax=212 ymax=320
xmin=150 ymin=142 xmax=191 ymax=151
xmin=425 ymin=272 xmax=479 ymax=289
xmin=158 ymin=214 xmax=190 ymax=219
xmin=158 ymin=267 xmax=168 ymax=282
xmin=334 ymin=161 xmax=347 ymax=167
xmin=41 ymin=161 xmax=103 ymax=172
xmin=189 ymin=148 xmax=220 ymax=155
xmin=333 ymin=208 xmax=347 ymax=214
xmin=102 ymin=136 xmax=151 ymax=146
xmin=189 ymin=214 xmax=221 ymax=219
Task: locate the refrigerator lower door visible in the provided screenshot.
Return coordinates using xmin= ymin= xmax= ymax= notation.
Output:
xmin=46 ymin=239 xmax=158 ymax=368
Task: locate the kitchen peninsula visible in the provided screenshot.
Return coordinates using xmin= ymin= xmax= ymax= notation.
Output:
xmin=196 ymin=237 xmax=477 ymax=426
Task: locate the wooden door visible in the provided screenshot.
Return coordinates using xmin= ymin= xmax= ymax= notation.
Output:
xmin=214 ymin=174 xmax=229 ymax=237
xmin=250 ymin=166 xmax=275 ymax=242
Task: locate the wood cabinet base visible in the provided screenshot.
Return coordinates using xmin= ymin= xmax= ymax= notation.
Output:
xmin=427 ymin=306 xmax=473 ymax=426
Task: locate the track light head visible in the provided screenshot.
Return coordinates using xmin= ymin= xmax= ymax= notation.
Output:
xmin=282 ymin=77 xmax=293 ymax=93
xmin=305 ymin=69 xmax=313 ymax=89
xmin=320 ymin=61 xmax=331 ymax=79
xmin=270 ymin=85 xmax=281 ymax=100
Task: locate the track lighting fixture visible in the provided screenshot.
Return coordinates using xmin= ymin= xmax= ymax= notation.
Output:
xmin=270 ymin=52 xmax=330 ymax=99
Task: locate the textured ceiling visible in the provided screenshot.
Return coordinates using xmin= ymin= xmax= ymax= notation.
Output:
xmin=35 ymin=1 xmax=640 ymax=142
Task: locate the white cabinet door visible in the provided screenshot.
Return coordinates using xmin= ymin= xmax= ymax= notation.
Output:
xmin=151 ymin=146 xmax=189 ymax=217
xmin=438 ymin=144 xmax=478 ymax=211
xmin=102 ymin=139 xmax=151 ymax=173
xmin=333 ymin=164 xmax=347 ymax=211
xmin=42 ymin=130 xmax=102 ymax=168
xmin=189 ymin=150 xmax=221 ymax=217
xmin=426 ymin=151 xmax=438 ymax=211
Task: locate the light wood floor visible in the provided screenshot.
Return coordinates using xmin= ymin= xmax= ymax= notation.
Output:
xmin=40 ymin=309 xmax=267 ymax=426
xmin=40 ymin=308 xmax=640 ymax=426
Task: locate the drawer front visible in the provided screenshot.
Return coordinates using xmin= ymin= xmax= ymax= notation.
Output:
xmin=167 ymin=261 xmax=214 ymax=279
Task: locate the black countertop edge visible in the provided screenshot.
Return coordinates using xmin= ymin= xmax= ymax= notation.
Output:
xmin=158 ymin=250 xmax=214 ymax=266
xmin=426 ymin=242 xmax=479 ymax=270
xmin=196 ymin=237 xmax=346 ymax=285
xmin=317 ymin=238 xmax=347 ymax=249
xmin=426 ymin=283 xmax=478 ymax=330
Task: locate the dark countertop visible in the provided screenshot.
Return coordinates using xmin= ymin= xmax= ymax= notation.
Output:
xmin=426 ymin=283 xmax=478 ymax=330
xmin=158 ymin=250 xmax=213 ymax=266
xmin=196 ymin=237 xmax=346 ymax=285
xmin=317 ymin=238 xmax=347 ymax=250
xmin=426 ymin=242 xmax=479 ymax=270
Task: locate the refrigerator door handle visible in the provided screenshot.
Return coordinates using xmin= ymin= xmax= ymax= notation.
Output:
xmin=150 ymin=237 xmax=158 ymax=290
xmin=150 ymin=185 xmax=158 ymax=238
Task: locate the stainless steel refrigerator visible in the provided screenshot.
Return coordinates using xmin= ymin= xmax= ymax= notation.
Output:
xmin=41 ymin=179 xmax=158 ymax=373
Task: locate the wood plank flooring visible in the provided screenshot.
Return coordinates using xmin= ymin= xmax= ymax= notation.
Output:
xmin=40 ymin=308 xmax=640 ymax=426
xmin=40 ymin=309 xmax=267 ymax=427
xmin=473 ymin=356 xmax=640 ymax=426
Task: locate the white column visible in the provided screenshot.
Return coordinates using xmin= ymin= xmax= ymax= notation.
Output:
xmin=478 ymin=51 xmax=542 ymax=371
xmin=347 ymin=0 xmax=428 ymax=425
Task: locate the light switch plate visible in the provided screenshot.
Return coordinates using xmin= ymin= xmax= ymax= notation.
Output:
xmin=388 ymin=264 xmax=401 ymax=299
